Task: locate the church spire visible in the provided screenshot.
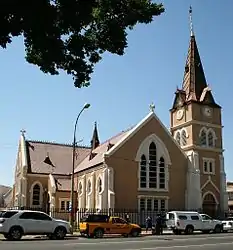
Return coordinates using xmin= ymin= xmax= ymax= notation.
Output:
xmin=189 ymin=6 xmax=194 ymax=36
xmin=90 ymin=121 xmax=100 ymax=150
xmin=182 ymin=6 xmax=209 ymax=102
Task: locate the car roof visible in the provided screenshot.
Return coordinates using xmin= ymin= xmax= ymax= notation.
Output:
xmin=168 ymin=211 xmax=199 ymax=214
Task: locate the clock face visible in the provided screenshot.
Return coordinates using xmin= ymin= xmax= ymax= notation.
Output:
xmin=203 ymin=107 xmax=212 ymax=117
xmin=176 ymin=109 xmax=184 ymax=120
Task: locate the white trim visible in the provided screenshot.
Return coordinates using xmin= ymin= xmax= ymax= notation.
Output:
xmin=171 ymin=120 xmax=222 ymax=130
xmin=201 ymin=176 xmax=220 ymax=193
xmin=202 ymin=191 xmax=219 ymax=205
xmin=181 ymin=145 xmax=224 ymax=153
xmin=59 ymin=198 xmax=70 ymax=211
xmin=30 ymin=181 xmax=43 ymax=207
xmin=49 ymin=174 xmax=56 ymax=194
xmin=104 ymin=111 xmax=188 ymax=159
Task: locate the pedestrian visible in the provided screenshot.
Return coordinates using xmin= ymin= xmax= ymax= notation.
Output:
xmin=146 ymin=216 xmax=152 ymax=232
xmin=155 ymin=214 xmax=163 ymax=235
xmin=124 ymin=213 xmax=130 ymax=223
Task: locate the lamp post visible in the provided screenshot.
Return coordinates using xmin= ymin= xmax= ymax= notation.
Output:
xmin=70 ymin=103 xmax=90 ymax=233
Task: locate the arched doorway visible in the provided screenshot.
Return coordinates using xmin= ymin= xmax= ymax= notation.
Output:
xmin=202 ymin=193 xmax=217 ymax=218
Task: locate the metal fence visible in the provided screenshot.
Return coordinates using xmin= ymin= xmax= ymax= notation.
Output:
xmin=5 ymin=207 xmax=232 ymax=227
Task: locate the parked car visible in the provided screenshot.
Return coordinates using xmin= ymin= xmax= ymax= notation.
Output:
xmin=222 ymin=217 xmax=233 ymax=232
xmin=79 ymin=214 xmax=141 ymax=238
xmin=0 ymin=210 xmax=71 ymax=240
xmin=166 ymin=211 xmax=223 ymax=234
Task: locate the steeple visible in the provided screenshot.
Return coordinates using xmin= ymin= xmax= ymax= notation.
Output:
xmin=90 ymin=121 xmax=100 ymax=150
xmin=174 ymin=6 xmax=219 ymax=108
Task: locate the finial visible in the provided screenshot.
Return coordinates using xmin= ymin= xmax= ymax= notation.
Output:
xmin=94 ymin=121 xmax=97 ymax=127
xmin=20 ymin=129 xmax=26 ymax=136
xmin=189 ymin=6 xmax=194 ymax=36
xmin=149 ymin=102 xmax=155 ymax=113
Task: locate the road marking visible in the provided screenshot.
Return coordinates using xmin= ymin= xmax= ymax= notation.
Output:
xmin=122 ymin=242 xmax=233 ymax=249
xmin=64 ymin=235 xmax=233 ymax=246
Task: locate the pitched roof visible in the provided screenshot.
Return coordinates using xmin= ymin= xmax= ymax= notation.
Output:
xmin=26 ymin=141 xmax=91 ymax=175
xmin=55 ymin=178 xmax=71 ymax=191
xmin=74 ymin=129 xmax=132 ymax=173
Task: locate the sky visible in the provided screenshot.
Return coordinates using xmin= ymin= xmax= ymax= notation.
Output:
xmin=0 ymin=0 xmax=233 ymax=187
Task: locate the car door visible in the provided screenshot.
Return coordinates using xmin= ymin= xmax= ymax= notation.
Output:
xmin=19 ymin=212 xmax=40 ymax=234
xmin=201 ymin=214 xmax=213 ymax=230
xmin=33 ymin=212 xmax=54 ymax=234
xmin=111 ymin=218 xmax=129 ymax=234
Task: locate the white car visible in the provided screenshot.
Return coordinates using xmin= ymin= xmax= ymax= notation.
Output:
xmin=222 ymin=217 xmax=233 ymax=232
xmin=0 ymin=210 xmax=71 ymax=240
xmin=166 ymin=211 xmax=223 ymax=234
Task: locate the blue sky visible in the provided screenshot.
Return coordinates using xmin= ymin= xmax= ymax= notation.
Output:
xmin=0 ymin=0 xmax=233 ymax=186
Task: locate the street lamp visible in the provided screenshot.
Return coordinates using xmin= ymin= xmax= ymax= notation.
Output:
xmin=70 ymin=103 xmax=90 ymax=233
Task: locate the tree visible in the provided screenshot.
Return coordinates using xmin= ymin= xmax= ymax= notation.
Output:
xmin=0 ymin=1 xmax=164 ymax=87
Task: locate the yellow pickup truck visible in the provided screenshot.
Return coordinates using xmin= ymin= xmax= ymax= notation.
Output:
xmin=79 ymin=214 xmax=141 ymax=238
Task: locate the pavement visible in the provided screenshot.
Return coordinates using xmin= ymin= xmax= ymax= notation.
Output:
xmin=0 ymin=232 xmax=233 ymax=249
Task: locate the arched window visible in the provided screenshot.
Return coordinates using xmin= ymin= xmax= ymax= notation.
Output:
xmin=140 ymin=155 xmax=147 ymax=188
xmin=98 ymin=178 xmax=102 ymax=193
xmin=175 ymin=132 xmax=181 ymax=145
xmin=208 ymin=131 xmax=214 ymax=147
xmin=32 ymin=184 xmax=40 ymax=206
xmin=87 ymin=179 xmax=91 ymax=194
xmin=181 ymin=130 xmax=187 ymax=146
xmin=159 ymin=157 xmax=165 ymax=189
xmin=78 ymin=182 xmax=82 ymax=195
xmin=149 ymin=142 xmax=157 ymax=188
xmin=200 ymin=129 xmax=207 ymax=146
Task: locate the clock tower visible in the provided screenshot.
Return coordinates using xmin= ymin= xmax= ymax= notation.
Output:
xmin=170 ymin=7 xmax=228 ymax=216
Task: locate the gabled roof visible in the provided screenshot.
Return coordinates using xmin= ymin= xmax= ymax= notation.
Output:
xmin=26 ymin=141 xmax=91 ymax=175
xmin=104 ymin=111 xmax=188 ymax=159
xmin=74 ymin=129 xmax=132 ymax=173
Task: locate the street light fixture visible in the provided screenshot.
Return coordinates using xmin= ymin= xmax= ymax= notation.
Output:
xmin=70 ymin=103 xmax=90 ymax=233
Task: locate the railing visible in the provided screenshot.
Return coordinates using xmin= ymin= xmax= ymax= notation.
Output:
xmin=5 ymin=207 xmax=232 ymax=227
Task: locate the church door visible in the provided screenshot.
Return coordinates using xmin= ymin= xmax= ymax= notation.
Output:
xmin=202 ymin=193 xmax=217 ymax=218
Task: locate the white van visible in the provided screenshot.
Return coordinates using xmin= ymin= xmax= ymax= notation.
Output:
xmin=166 ymin=211 xmax=223 ymax=235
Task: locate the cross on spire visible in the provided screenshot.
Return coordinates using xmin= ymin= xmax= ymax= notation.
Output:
xmin=189 ymin=6 xmax=194 ymax=36
xmin=149 ymin=102 xmax=155 ymax=113
xmin=20 ymin=129 xmax=26 ymax=136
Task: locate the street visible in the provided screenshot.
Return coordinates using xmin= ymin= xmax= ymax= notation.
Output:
xmin=0 ymin=233 xmax=233 ymax=250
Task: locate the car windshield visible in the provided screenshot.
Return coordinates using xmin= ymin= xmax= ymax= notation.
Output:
xmin=0 ymin=211 xmax=5 ymax=217
xmin=224 ymin=217 xmax=233 ymax=221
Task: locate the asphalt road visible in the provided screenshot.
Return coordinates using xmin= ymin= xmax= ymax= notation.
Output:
xmin=0 ymin=233 xmax=233 ymax=250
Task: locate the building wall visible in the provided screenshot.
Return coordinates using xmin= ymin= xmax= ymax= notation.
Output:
xmin=106 ymin=117 xmax=188 ymax=210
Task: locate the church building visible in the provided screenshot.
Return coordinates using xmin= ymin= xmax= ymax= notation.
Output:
xmin=11 ymin=9 xmax=228 ymax=218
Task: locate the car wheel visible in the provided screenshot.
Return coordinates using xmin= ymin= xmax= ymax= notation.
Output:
xmin=94 ymin=228 xmax=104 ymax=238
xmin=8 ymin=226 xmax=23 ymax=241
xmin=214 ymin=225 xmax=222 ymax=234
xmin=185 ymin=226 xmax=194 ymax=235
xmin=130 ymin=229 xmax=140 ymax=237
xmin=54 ymin=227 xmax=67 ymax=240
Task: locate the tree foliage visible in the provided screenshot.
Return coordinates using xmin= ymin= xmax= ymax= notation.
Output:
xmin=0 ymin=0 xmax=164 ymax=87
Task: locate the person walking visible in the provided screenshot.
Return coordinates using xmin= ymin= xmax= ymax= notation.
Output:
xmin=146 ymin=216 xmax=153 ymax=233
xmin=155 ymin=214 xmax=163 ymax=235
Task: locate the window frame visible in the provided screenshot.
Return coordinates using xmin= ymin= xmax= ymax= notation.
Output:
xmin=203 ymin=158 xmax=215 ymax=175
xmin=138 ymin=196 xmax=168 ymax=212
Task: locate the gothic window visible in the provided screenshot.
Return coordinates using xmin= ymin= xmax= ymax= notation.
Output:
xmin=87 ymin=179 xmax=91 ymax=194
xmin=98 ymin=178 xmax=102 ymax=193
xmin=159 ymin=157 xmax=165 ymax=189
xmin=175 ymin=132 xmax=181 ymax=145
xmin=139 ymin=141 xmax=167 ymax=190
xmin=208 ymin=130 xmax=214 ymax=147
xmin=200 ymin=129 xmax=207 ymax=146
xmin=140 ymin=155 xmax=147 ymax=188
xmin=149 ymin=142 xmax=157 ymax=188
xmin=181 ymin=129 xmax=187 ymax=146
xmin=32 ymin=184 xmax=41 ymax=206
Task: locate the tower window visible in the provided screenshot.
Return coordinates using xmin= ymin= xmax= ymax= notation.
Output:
xmin=208 ymin=130 xmax=214 ymax=147
xmin=200 ymin=129 xmax=207 ymax=146
xmin=203 ymin=158 xmax=215 ymax=174
xmin=181 ymin=129 xmax=187 ymax=146
xmin=175 ymin=132 xmax=181 ymax=145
